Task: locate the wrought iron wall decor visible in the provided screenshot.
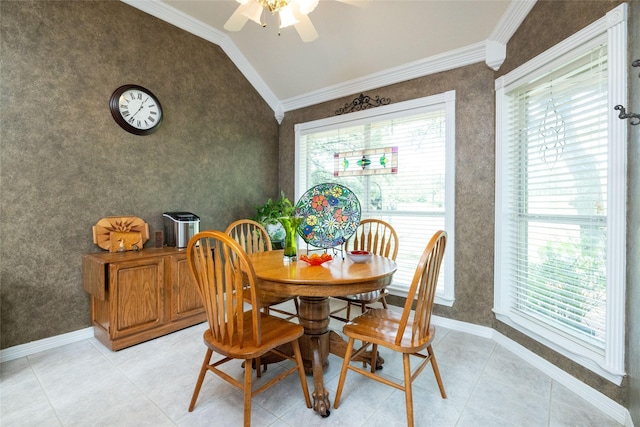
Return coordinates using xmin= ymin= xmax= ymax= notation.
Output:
xmin=614 ymin=59 xmax=639 ymax=125
xmin=335 ymin=93 xmax=391 ymax=115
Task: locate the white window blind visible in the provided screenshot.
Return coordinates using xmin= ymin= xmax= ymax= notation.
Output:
xmin=494 ymin=4 xmax=627 ymax=384
xmin=505 ymin=45 xmax=608 ymax=348
xmin=295 ymin=93 xmax=455 ymax=303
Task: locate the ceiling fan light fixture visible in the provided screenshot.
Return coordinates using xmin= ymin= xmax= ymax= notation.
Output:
xmin=258 ymin=0 xmax=290 ymax=13
xmin=279 ymin=5 xmax=299 ymax=28
xmin=242 ymin=1 xmax=264 ymax=25
xmin=227 ymin=0 xmax=319 ymax=42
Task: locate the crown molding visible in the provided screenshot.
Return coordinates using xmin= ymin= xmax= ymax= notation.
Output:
xmin=281 ymin=42 xmax=485 ymax=112
xmin=485 ymin=40 xmax=507 ymax=71
xmin=121 ymin=0 xmax=535 ymax=119
xmin=285 ymin=0 xmax=535 ymax=111
xmin=121 ymin=0 xmax=226 ymax=45
xmin=485 ymin=0 xmax=537 ymax=71
xmin=489 ymin=0 xmax=537 ymax=44
xmin=120 ymin=0 xmax=281 ymax=116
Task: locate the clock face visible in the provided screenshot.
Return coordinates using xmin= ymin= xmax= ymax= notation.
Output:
xmin=110 ymin=85 xmax=163 ymax=135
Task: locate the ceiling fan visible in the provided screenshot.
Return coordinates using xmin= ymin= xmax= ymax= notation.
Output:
xmin=224 ymin=0 xmax=320 ymax=42
xmin=224 ymin=0 xmax=364 ymax=42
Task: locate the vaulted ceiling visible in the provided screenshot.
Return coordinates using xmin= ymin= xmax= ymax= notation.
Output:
xmin=125 ymin=0 xmax=536 ymax=119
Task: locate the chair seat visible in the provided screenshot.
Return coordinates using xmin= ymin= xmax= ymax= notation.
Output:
xmin=343 ymin=308 xmax=436 ymax=353
xmin=203 ymin=311 xmax=305 ymax=359
xmin=338 ymin=289 xmax=387 ymax=304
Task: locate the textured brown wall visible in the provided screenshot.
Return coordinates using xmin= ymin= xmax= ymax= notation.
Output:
xmin=0 ymin=1 xmax=279 ymax=348
xmin=280 ymin=0 xmax=632 ymax=407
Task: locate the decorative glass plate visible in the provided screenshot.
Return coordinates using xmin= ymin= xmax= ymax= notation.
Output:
xmin=295 ymin=183 xmax=361 ymax=248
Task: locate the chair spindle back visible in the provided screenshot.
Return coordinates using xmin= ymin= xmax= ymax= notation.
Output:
xmin=225 ymin=219 xmax=272 ymax=254
xmin=347 ymin=219 xmax=399 ymax=260
xmin=396 ymin=230 xmax=447 ymax=346
xmin=187 ymin=231 xmax=261 ymax=348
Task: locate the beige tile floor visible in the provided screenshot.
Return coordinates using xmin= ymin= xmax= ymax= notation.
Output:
xmin=0 ymin=299 xmax=623 ymax=427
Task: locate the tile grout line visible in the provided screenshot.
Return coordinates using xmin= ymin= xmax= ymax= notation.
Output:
xmin=25 ymin=355 xmax=65 ymax=427
xmin=86 ymin=338 xmax=180 ymax=426
xmin=450 ymin=337 xmax=501 ymax=427
xmin=3 ymin=306 xmax=622 ymax=427
xmin=548 ymin=380 xmax=555 ymax=427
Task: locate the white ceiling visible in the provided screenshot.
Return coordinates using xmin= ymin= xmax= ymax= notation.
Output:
xmin=124 ymin=0 xmax=536 ymax=117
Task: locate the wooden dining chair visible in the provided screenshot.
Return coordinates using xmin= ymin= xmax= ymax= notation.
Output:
xmin=333 ymin=230 xmax=447 ymax=427
xmin=226 ymin=219 xmax=299 ymax=320
xmin=186 ymin=231 xmax=311 ymax=427
xmin=331 ymin=219 xmax=399 ymax=321
xmin=225 ymin=219 xmax=300 ymax=377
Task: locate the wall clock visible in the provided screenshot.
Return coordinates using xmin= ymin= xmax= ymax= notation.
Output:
xmin=109 ymin=84 xmax=163 ymax=135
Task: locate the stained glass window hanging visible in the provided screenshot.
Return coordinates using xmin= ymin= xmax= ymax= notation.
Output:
xmin=334 ymin=146 xmax=398 ymax=177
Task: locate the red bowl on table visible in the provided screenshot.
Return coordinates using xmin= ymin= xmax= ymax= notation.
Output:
xmin=347 ymin=250 xmax=372 ymax=263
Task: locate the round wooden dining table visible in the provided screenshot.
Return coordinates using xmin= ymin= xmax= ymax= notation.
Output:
xmin=248 ymin=249 xmax=397 ymax=417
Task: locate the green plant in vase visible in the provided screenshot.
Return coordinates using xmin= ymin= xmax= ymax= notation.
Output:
xmin=254 ymin=192 xmax=296 ymax=249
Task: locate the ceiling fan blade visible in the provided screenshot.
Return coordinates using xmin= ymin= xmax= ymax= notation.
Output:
xmin=296 ymin=0 xmax=319 ymax=15
xmin=335 ymin=0 xmax=370 ymax=7
xmin=294 ymin=14 xmax=318 ymax=42
xmin=224 ymin=3 xmax=251 ymax=31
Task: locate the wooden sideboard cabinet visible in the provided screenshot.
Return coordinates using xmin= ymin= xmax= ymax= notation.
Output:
xmin=82 ymin=247 xmax=206 ymax=351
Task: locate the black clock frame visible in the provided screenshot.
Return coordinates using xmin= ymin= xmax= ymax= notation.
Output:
xmin=109 ymin=84 xmax=163 ymax=136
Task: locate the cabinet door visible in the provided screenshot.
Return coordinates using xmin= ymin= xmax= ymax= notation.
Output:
xmin=169 ymin=254 xmax=204 ymax=321
xmin=110 ymin=258 xmax=164 ymax=339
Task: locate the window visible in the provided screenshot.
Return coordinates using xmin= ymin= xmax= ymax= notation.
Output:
xmin=494 ymin=4 xmax=627 ymax=384
xmin=295 ymin=92 xmax=455 ymax=304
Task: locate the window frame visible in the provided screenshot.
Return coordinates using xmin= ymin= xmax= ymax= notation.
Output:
xmin=294 ymin=91 xmax=456 ymax=305
xmin=494 ymin=4 xmax=627 ymax=384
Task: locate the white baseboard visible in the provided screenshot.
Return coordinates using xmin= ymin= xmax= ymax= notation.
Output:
xmin=431 ymin=315 xmax=633 ymax=427
xmin=0 ymin=327 xmax=94 ymax=363
xmin=431 ymin=314 xmax=494 ymax=339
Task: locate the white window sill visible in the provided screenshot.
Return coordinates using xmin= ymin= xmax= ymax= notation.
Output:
xmin=494 ymin=310 xmax=625 ymax=385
